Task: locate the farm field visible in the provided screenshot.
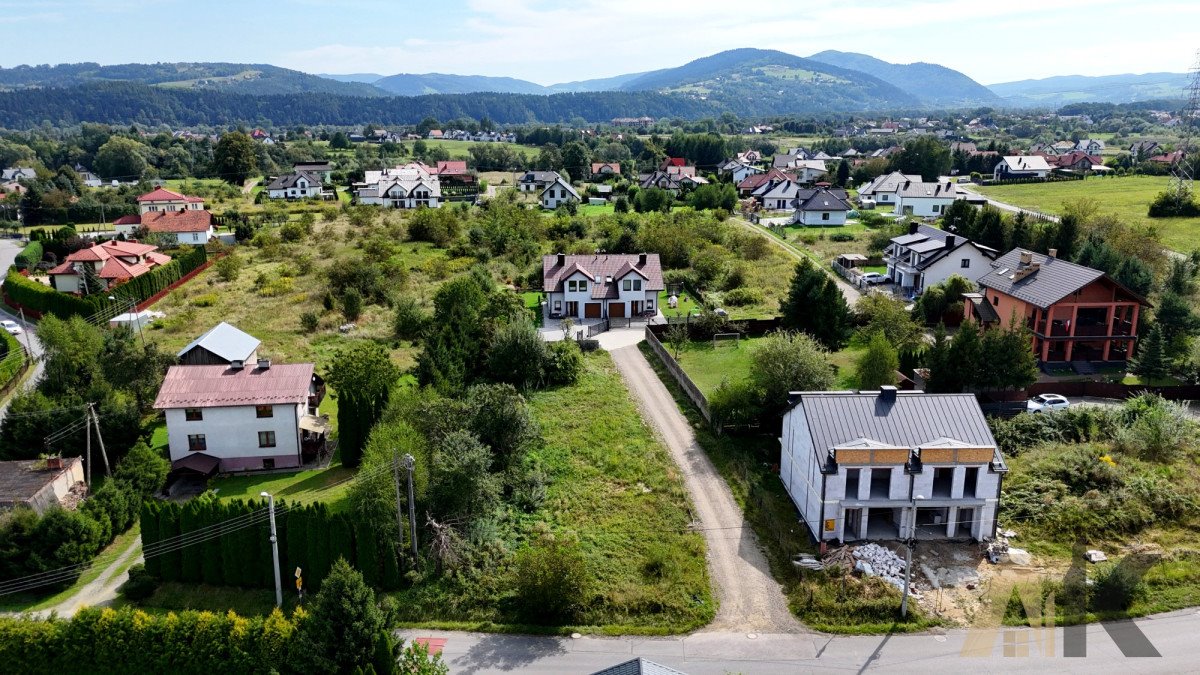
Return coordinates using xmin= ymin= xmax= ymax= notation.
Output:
xmin=975 ymin=175 xmax=1200 ymax=252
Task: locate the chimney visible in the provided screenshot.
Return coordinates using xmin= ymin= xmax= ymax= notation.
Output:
xmin=257 ymin=358 xmax=271 ymax=370
xmin=1048 ymin=248 xmax=1057 ymax=259
xmin=556 ymin=252 xmax=566 ymax=267
xmin=1019 ymin=251 xmax=1033 ymax=267
xmin=945 ymin=235 xmax=956 ymax=248
xmin=908 ymin=222 xmax=919 ymax=235
xmin=230 ymin=360 xmax=245 ymax=370
xmin=638 ymin=253 xmax=647 ymax=266
xmin=46 ymin=457 xmax=63 ymax=470
xmin=880 ymin=385 xmax=898 ymax=403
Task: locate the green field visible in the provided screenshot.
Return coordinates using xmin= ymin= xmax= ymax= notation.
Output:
xmin=975 ymin=176 xmax=1200 ymax=252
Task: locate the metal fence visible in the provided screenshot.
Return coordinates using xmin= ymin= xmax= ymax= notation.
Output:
xmin=584 ymin=320 xmax=610 ymax=338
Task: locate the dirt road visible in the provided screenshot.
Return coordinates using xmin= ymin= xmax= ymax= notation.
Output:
xmin=609 ymin=346 xmax=801 ymax=633
xmin=38 ymin=539 xmax=142 ymax=618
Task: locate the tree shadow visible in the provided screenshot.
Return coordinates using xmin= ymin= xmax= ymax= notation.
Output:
xmin=452 ymin=633 xmax=568 ymax=674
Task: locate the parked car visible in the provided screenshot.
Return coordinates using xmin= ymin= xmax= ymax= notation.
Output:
xmin=1027 ymin=393 xmax=1069 ymax=413
xmin=860 ymin=272 xmax=889 ymax=285
xmin=0 ymin=320 xmax=21 ymax=335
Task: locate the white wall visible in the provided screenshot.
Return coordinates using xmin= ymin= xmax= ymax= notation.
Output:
xmin=794 ymin=210 xmax=848 ymax=226
xmin=165 ymin=403 xmax=301 ymax=465
xmin=919 ymin=246 xmax=992 ymax=291
xmin=780 ymin=405 xmax=823 ymax=540
xmin=893 ymin=196 xmax=957 ymax=217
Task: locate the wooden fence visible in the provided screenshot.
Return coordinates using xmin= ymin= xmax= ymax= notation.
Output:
xmin=643 ymin=324 xmax=711 ymax=423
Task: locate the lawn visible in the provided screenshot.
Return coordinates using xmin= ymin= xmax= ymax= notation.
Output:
xmin=975 ymin=175 xmax=1200 ymax=252
xmin=208 ymin=460 xmax=355 ymax=511
xmin=658 ymin=289 xmax=699 ymax=317
xmin=676 ymin=337 xmax=864 ymax=396
xmin=578 ymin=203 xmax=615 ymax=216
xmin=778 ymin=219 xmax=876 ymax=261
xmin=390 ymin=351 xmax=713 ymax=634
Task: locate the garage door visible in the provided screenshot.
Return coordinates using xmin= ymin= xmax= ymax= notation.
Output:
xmin=608 ymin=302 xmax=626 ymax=318
xmin=584 ymin=303 xmax=602 ymax=318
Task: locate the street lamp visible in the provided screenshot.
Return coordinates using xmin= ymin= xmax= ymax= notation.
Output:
xmin=901 ymin=494 xmax=925 ymax=618
xmin=261 ymin=491 xmax=283 ymax=608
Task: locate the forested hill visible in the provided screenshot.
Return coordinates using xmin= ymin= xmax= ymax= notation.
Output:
xmin=0 ymin=80 xmax=922 ymax=128
xmin=0 ymin=81 xmax=724 ymax=128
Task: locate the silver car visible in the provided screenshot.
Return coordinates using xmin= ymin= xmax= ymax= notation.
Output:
xmin=1027 ymin=394 xmax=1069 ymax=413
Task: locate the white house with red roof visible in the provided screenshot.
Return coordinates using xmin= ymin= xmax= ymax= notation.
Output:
xmin=136 ymin=187 xmax=206 ymax=215
xmin=542 ymin=253 xmax=663 ymax=321
xmin=113 ymin=188 xmax=215 ymax=244
xmin=153 ymin=359 xmax=328 ymax=475
xmin=48 ymin=240 xmax=171 ymax=293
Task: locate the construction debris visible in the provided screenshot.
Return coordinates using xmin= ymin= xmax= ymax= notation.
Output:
xmin=1085 ymin=550 xmax=1108 ymax=563
xmin=793 ymin=554 xmax=822 ymax=571
xmin=821 ymin=545 xmax=855 ymax=572
xmin=853 ymin=543 xmax=907 ymax=591
xmin=1007 ymin=547 xmax=1032 ymax=566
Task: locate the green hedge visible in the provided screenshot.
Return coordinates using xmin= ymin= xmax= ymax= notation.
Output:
xmin=0 ymin=606 xmax=299 ymax=675
xmin=4 ymin=245 xmax=208 ymax=320
xmin=141 ymin=497 xmax=401 ymax=592
xmin=0 ymin=328 xmax=25 ymax=390
xmin=13 ymin=241 xmax=42 ymax=270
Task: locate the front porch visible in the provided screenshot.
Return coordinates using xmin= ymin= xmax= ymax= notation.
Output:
xmin=839 ymin=501 xmax=984 ymax=542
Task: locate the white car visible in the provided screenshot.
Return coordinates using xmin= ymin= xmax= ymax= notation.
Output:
xmin=1027 ymin=394 xmax=1069 ymax=413
xmin=860 ymin=272 xmax=889 ymax=285
xmin=0 ymin=320 xmax=21 ymax=335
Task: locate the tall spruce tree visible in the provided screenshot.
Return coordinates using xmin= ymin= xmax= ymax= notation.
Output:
xmin=779 ymin=259 xmax=850 ymax=350
xmin=325 ymin=343 xmax=401 ymax=468
xmin=1133 ymin=325 xmax=1169 ymax=381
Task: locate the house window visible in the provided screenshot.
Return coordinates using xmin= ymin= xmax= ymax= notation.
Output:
xmin=633 ymin=279 xmax=642 ymax=291
xmin=992 ymin=295 xmax=999 ymax=306
xmin=623 ymin=279 xmax=632 ymax=291
xmin=960 ymin=258 xmax=971 ymax=269
xmin=263 ymin=458 xmax=275 ymax=470
xmin=187 ymin=434 xmax=206 ymax=452
xmin=567 ymin=280 xmax=576 ymax=292
xmin=256 ymin=405 xmax=273 ymax=418
xmin=647 ymin=298 xmax=654 ymax=309
xmin=578 ymin=281 xmax=587 ymax=293
xmin=822 ymin=212 xmax=830 ymax=221
xmin=185 ymin=408 xmax=203 ymax=421
xmin=554 ymin=301 xmax=562 ymax=312
xmin=258 ymin=431 xmax=277 ymax=448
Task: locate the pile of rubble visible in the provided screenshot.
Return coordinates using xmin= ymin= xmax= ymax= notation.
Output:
xmin=852 ymin=543 xmax=908 ymax=591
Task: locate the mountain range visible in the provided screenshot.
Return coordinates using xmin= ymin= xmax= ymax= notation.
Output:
xmin=0 ymin=50 xmax=1188 ymax=129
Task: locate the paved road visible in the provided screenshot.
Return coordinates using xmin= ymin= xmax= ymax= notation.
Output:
xmin=0 ymin=238 xmax=44 ymax=421
xmin=958 ymin=185 xmax=1060 ymax=223
xmin=609 ymin=346 xmax=800 ymax=634
xmin=732 ymin=217 xmax=862 ymax=306
xmin=400 ymin=607 xmax=1199 ymax=673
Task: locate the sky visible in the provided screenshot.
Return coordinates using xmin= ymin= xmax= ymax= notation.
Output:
xmin=1 ymin=0 xmax=1197 ymax=85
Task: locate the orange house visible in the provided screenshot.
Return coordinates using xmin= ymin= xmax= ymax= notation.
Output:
xmin=962 ymin=249 xmax=1148 ymax=365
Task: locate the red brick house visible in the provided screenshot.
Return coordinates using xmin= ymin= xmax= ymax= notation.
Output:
xmin=962 ymin=249 xmax=1148 ymax=365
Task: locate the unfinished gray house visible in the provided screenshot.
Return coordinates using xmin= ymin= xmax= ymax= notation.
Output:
xmin=779 ymin=388 xmax=1006 ymax=544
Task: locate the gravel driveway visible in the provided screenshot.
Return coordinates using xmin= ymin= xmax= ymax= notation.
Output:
xmin=610 ymin=346 xmax=801 ymax=633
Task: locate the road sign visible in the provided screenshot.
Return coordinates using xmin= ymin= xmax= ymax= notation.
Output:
xmin=295 ymin=567 xmax=302 ymax=578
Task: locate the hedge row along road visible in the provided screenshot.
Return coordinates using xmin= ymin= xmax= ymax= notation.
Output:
xmin=0 ymin=239 xmax=44 ymax=422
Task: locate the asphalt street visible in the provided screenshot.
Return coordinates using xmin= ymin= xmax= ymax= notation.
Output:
xmin=0 ymin=238 xmax=44 ymax=422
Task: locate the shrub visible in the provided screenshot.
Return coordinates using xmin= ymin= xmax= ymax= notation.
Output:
xmin=393 ymin=296 xmax=427 ymax=341
xmin=708 ymin=378 xmax=763 ymax=429
xmin=722 ymin=287 xmax=763 ymax=307
xmin=341 ymin=288 xmax=363 ymax=321
xmin=1090 ymin=562 xmax=1142 ymax=611
xmin=214 ymin=253 xmax=242 ymax=282
xmin=577 ymin=338 xmax=601 ymax=352
xmin=749 ymin=331 xmax=834 ymax=416
xmin=280 ymin=221 xmax=306 ymax=242
xmin=543 ymin=339 xmax=583 ymax=386
xmin=191 ymin=293 xmax=219 ymax=307
xmin=300 ymin=311 xmax=320 ymax=332
xmin=511 ymin=535 xmax=590 ymax=623
xmin=829 ymin=232 xmax=855 ymax=242
xmin=487 ymin=320 xmax=545 ymax=389
xmin=119 ymin=563 xmax=158 ymax=602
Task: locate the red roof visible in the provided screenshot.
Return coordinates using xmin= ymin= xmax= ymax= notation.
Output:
xmin=738 ymin=168 xmax=795 ymax=191
xmin=662 ymin=157 xmax=686 ymax=168
xmin=154 ymin=363 xmax=316 ymax=409
xmin=137 ymin=188 xmax=204 ymax=203
xmin=113 ymin=214 xmax=141 ymax=225
xmin=138 ymin=210 xmax=213 ymax=233
xmin=434 ymin=160 xmax=468 ymax=175
xmin=542 ymin=253 xmax=664 ymax=297
xmin=49 ymin=240 xmax=168 ymax=280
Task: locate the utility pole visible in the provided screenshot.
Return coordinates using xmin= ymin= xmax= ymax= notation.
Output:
xmin=16 ymin=307 xmax=33 ymax=362
xmin=404 ymin=453 xmax=418 ymax=559
xmin=85 ymin=410 xmax=92 ymax=487
xmin=391 ymin=450 xmax=407 ymax=557
xmin=901 ymin=494 xmax=924 ymax=618
xmin=88 ymin=403 xmax=111 ymax=477
xmin=261 ymin=491 xmax=283 ymax=608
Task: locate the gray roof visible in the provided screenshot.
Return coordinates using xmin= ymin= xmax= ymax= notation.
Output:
xmin=590 ymin=658 xmax=688 ymax=675
xmin=895 ymin=181 xmax=958 ymax=199
xmin=178 ymin=322 xmax=261 ymax=363
xmin=520 ymin=170 xmax=560 ymax=184
xmin=265 ymin=170 xmax=322 ymax=191
xmin=977 ymin=249 xmax=1109 ymax=310
xmin=858 ymin=171 xmax=922 ymax=196
xmin=794 ymin=188 xmax=852 ymax=212
xmin=792 ymin=391 xmax=998 ymax=454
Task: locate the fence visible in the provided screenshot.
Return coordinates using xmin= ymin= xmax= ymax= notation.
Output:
xmin=584 ymin=320 xmax=610 ymax=338
xmin=643 ymin=324 xmax=712 ymax=423
xmin=1028 ymin=380 xmax=1200 ymax=401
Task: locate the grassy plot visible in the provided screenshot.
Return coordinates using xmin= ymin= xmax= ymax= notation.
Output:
xmin=974 ymin=175 xmax=1200 ymax=253
xmin=637 ymin=343 xmax=940 ymax=633
xmin=208 ymin=461 xmax=355 ymax=511
xmin=675 ymin=337 xmax=865 ymax=396
xmin=391 ymin=351 xmax=713 ymax=634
